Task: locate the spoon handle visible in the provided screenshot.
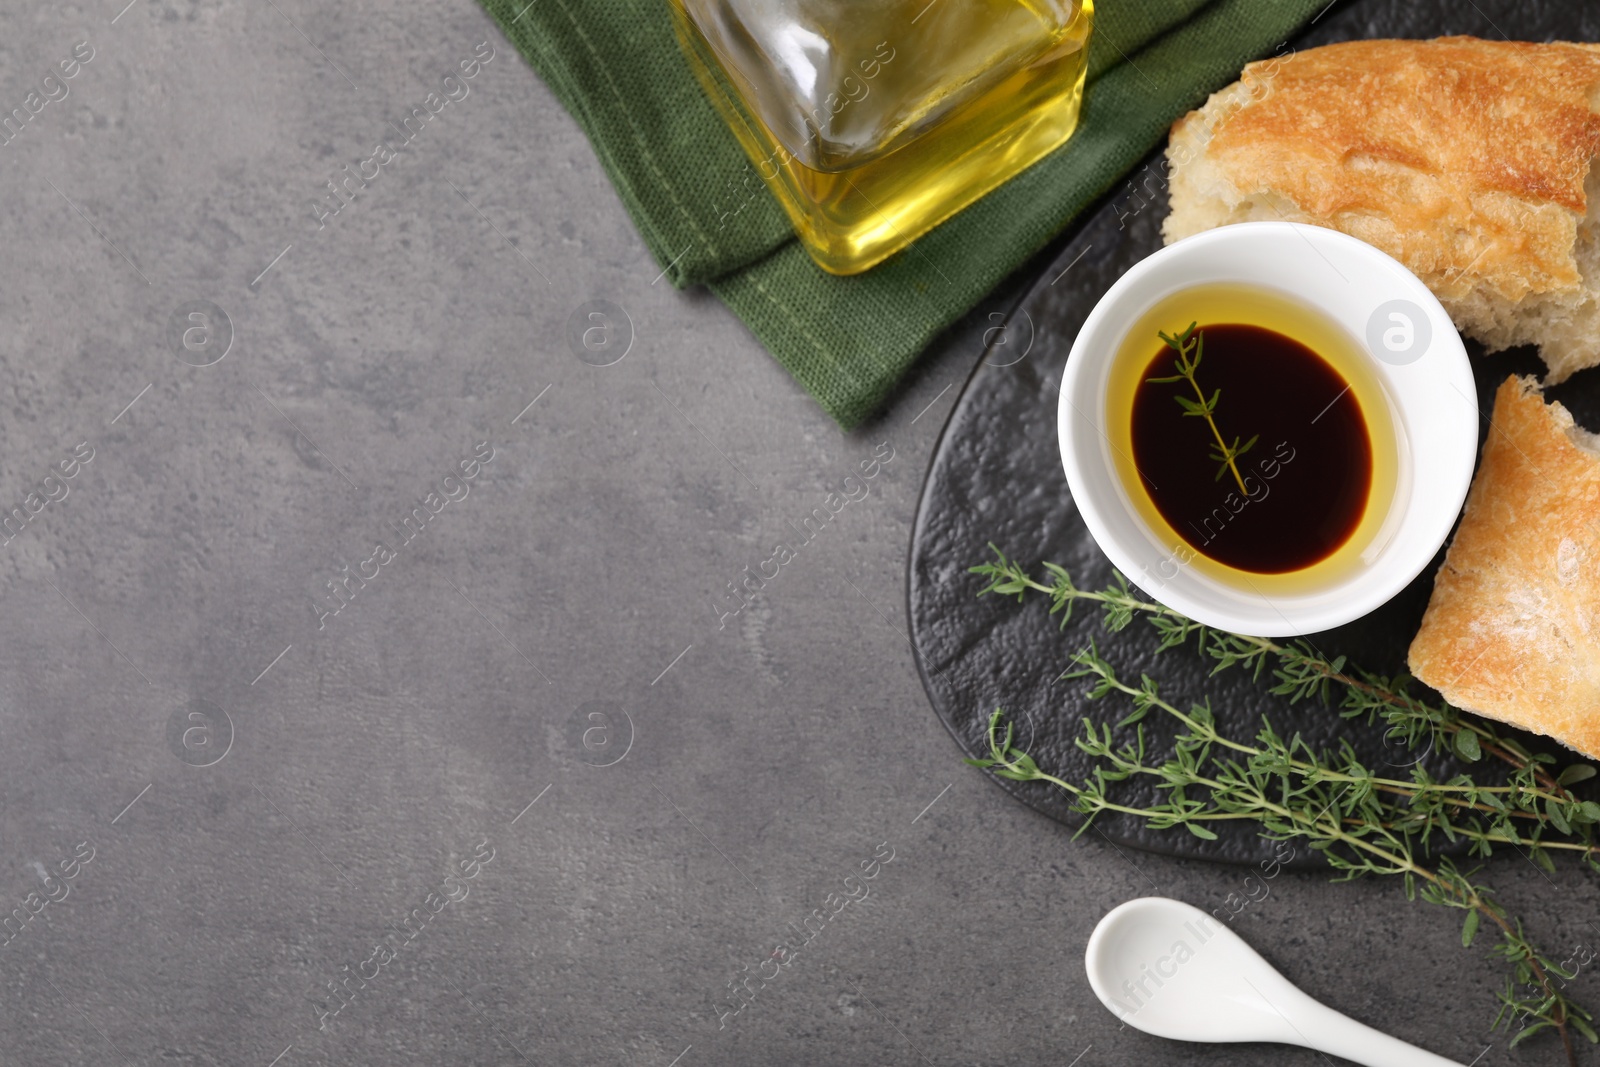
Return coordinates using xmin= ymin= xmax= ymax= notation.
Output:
xmin=1296 ymin=998 xmax=1464 ymax=1067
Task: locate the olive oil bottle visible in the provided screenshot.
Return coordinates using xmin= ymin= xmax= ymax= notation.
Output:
xmin=670 ymin=0 xmax=1095 ymax=275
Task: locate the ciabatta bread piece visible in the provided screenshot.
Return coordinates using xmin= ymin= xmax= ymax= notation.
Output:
xmin=1408 ymin=375 xmax=1600 ymax=758
xmin=1164 ymin=37 xmax=1600 ymax=383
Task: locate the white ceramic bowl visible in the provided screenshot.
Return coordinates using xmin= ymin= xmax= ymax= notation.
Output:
xmin=1057 ymin=222 xmax=1477 ymax=637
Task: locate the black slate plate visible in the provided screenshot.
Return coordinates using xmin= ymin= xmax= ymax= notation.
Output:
xmin=907 ymin=0 xmax=1600 ymax=868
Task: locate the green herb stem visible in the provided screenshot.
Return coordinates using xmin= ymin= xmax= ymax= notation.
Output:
xmin=1150 ymin=323 xmax=1258 ymax=494
xmin=972 ymin=548 xmax=1586 ymax=805
xmin=1076 ymin=657 xmax=1581 ymax=813
xmin=970 ymin=707 xmax=1594 ymax=1064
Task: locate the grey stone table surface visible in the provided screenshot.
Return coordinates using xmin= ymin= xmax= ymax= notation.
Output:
xmin=0 ymin=2 xmax=1595 ymax=1066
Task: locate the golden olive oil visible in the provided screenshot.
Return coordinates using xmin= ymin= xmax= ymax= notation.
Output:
xmin=1105 ymin=284 xmax=1405 ymax=596
xmin=670 ymin=0 xmax=1094 ymax=275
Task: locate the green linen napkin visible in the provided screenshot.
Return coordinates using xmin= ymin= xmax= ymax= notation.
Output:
xmin=482 ymin=0 xmax=1330 ymax=428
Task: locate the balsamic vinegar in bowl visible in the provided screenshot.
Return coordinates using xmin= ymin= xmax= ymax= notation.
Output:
xmin=1105 ymin=283 xmax=1403 ymax=594
xmin=1059 ymin=222 xmax=1476 ymax=636
xmin=1131 ymin=323 xmax=1370 ymax=572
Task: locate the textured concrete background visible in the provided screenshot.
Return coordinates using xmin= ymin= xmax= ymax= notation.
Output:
xmin=0 ymin=1 xmax=1594 ymax=1065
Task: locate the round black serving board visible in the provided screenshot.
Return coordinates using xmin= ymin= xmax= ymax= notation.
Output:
xmin=907 ymin=0 xmax=1600 ymax=869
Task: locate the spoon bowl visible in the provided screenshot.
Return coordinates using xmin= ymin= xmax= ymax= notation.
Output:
xmin=1085 ymin=897 xmax=1462 ymax=1067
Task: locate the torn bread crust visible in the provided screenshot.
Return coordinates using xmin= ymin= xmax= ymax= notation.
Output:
xmin=1163 ymin=37 xmax=1600 ymax=383
xmin=1408 ymin=375 xmax=1600 ymax=758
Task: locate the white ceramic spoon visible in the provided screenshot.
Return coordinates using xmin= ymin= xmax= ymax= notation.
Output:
xmin=1084 ymin=897 xmax=1462 ymax=1067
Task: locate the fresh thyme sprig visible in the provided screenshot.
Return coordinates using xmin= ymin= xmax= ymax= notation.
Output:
xmin=1148 ymin=322 xmax=1258 ymax=493
xmin=971 ymin=545 xmax=1598 ymax=816
xmin=966 ymin=546 xmax=1600 ymax=1062
xmin=969 ymin=703 xmax=1596 ymax=1062
xmin=1058 ymin=645 xmax=1598 ymax=860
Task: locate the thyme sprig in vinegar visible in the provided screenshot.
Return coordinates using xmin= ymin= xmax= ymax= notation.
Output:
xmin=1147 ymin=322 xmax=1259 ymax=493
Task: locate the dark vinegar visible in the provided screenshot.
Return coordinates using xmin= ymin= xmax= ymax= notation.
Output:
xmin=1129 ymin=323 xmax=1372 ymax=574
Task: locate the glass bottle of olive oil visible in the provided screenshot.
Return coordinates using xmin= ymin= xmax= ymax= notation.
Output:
xmin=669 ymin=0 xmax=1095 ymax=275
